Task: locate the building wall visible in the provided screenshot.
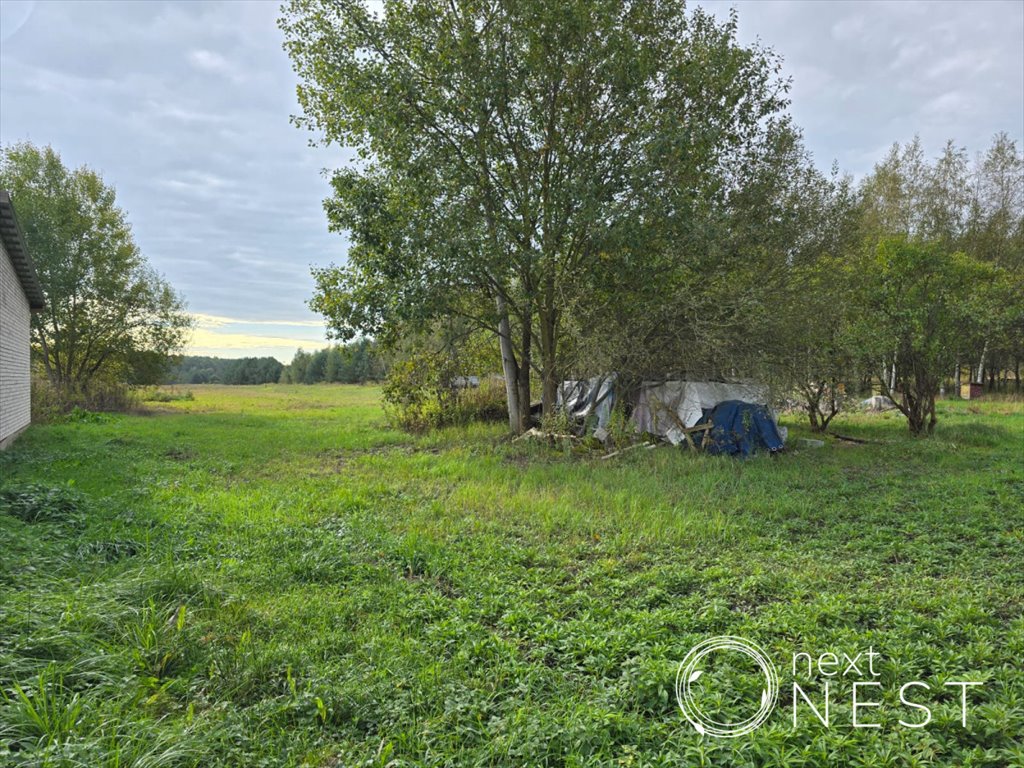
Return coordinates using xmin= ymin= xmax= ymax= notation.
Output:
xmin=0 ymin=237 xmax=32 ymax=447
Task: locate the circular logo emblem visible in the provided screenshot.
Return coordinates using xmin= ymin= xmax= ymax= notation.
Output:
xmin=676 ymin=635 xmax=779 ymax=738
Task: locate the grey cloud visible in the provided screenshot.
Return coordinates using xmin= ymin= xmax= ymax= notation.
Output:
xmin=831 ymin=14 xmax=867 ymax=43
xmin=1 ymin=0 xmax=349 ymax=332
xmin=697 ymin=0 xmax=1023 ymax=176
xmin=187 ymin=49 xmax=248 ymax=84
xmin=1 ymin=0 xmax=1021 ymax=352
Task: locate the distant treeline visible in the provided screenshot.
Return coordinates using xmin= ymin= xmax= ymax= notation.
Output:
xmin=280 ymin=340 xmax=384 ymax=384
xmin=167 ymin=356 xmax=284 ymax=385
xmin=165 ymin=341 xmax=384 ymax=386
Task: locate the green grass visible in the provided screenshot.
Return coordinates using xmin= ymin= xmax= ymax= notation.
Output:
xmin=1 ymin=384 xmax=1022 ymax=767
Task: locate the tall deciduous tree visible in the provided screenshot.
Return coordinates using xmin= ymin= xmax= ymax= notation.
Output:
xmin=965 ymin=133 xmax=1024 ymax=389
xmin=849 ymin=238 xmax=993 ymax=436
xmin=281 ymin=0 xmax=790 ymax=432
xmin=774 ymin=158 xmax=862 ymax=432
xmin=0 ymin=143 xmax=192 ymax=391
xmin=860 ymin=135 xmax=1024 ymax=397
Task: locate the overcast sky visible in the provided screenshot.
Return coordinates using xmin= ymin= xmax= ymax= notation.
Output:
xmin=2 ymin=0 xmax=1022 ymax=361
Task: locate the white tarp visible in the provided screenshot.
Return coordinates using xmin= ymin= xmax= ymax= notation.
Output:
xmin=632 ymin=380 xmax=771 ymax=445
xmin=557 ymin=375 xmax=616 ymax=431
xmin=860 ymin=395 xmax=895 ymax=411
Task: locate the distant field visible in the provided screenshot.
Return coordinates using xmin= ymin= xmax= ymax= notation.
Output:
xmin=1 ymin=385 xmax=1022 ymax=767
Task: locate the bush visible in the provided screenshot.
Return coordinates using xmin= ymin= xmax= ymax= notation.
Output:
xmin=451 ymin=378 xmax=507 ymax=423
xmin=65 ymin=407 xmax=108 ymax=424
xmin=31 ymin=376 xmax=139 ymax=421
xmin=74 ymin=380 xmax=139 ymax=413
xmin=30 ymin=376 xmax=65 ymax=423
xmin=382 ymin=353 xmax=506 ymax=432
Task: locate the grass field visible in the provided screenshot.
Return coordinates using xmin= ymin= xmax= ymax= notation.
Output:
xmin=1 ymin=384 xmax=1022 ymax=767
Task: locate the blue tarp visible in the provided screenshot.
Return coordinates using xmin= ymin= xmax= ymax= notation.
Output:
xmin=698 ymin=400 xmax=785 ymax=457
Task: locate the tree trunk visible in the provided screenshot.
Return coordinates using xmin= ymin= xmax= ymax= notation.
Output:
xmin=976 ymin=340 xmax=987 ymax=384
xmin=821 ymin=379 xmax=840 ymax=432
xmin=879 ymin=364 xmax=935 ymax=437
xmin=495 ymin=295 xmax=521 ymax=434
xmin=38 ymin=334 xmax=57 ymax=386
xmin=804 ymin=383 xmax=822 ymax=432
xmin=808 ymin=410 xmax=821 ymax=433
xmin=538 ymin=309 xmax=558 ymax=419
xmin=803 ymin=380 xmax=839 ymax=433
xmin=954 ymin=360 xmax=961 ymax=398
xmin=517 ymin=313 xmax=532 ymax=433
xmin=904 ymin=391 xmax=929 ymax=437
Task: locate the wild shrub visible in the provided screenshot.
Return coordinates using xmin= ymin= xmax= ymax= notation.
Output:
xmin=382 ymin=352 xmax=506 ymax=432
xmin=75 ymin=380 xmax=139 ymax=413
xmin=30 ymin=376 xmax=65 ymax=423
xmin=65 ymin=407 xmax=108 ymax=424
xmin=450 ymin=378 xmax=507 ymax=424
xmin=540 ymin=406 xmax=574 ymax=436
xmin=605 ymin=405 xmax=637 ymax=448
xmin=380 ymin=354 xmax=450 ymax=432
xmin=31 ymin=375 xmax=139 ymax=421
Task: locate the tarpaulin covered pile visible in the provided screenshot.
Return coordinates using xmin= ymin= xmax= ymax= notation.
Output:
xmin=697 ymin=400 xmax=785 ymax=456
xmin=632 ymin=380 xmax=770 ymax=445
xmin=556 ymin=376 xmax=616 ymax=432
xmin=556 ymin=376 xmax=786 ymax=454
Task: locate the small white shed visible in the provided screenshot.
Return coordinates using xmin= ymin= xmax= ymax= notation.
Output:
xmin=0 ymin=190 xmax=45 ymax=449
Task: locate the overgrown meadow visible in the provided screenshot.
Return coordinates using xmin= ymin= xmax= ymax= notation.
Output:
xmin=1 ymin=385 xmax=1022 ymax=767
